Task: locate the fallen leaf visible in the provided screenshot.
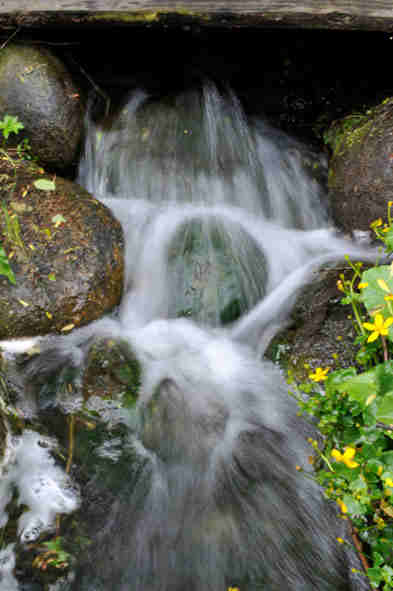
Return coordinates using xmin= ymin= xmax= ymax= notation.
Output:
xmin=61 ymin=323 xmax=75 ymax=332
xmin=33 ymin=179 xmax=56 ymax=191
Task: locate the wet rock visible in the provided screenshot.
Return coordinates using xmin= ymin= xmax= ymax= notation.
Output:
xmin=0 ymin=407 xmax=6 ymax=461
xmin=10 ymin=336 xmax=146 ymax=589
xmin=0 ymin=158 xmax=124 ymax=338
xmin=82 ymin=337 xmax=141 ymax=406
xmin=266 ymin=266 xmax=358 ymax=382
xmin=326 ymin=98 xmax=393 ymax=233
xmin=169 ymin=219 xmax=267 ymax=325
xmin=0 ymin=44 xmax=83 ymax=170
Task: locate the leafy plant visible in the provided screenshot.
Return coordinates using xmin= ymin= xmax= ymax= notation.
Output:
xmin=289 ymin=202 xmax=393 ymax=589
xmin=32 ymin=536 xmax=73 ymax=571
xmin=0 ymin=114 xmax=24 ymax=143
xmin=0 ymin=114 xmax=34 ymax=161
xmin=0 ymin=245 xmax=15 ymax=284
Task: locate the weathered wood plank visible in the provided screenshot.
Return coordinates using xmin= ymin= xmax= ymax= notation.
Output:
xmin=0 ymin=0 xmax=392 ymax=13
xmin=1 ymin=0 xmax=393 ymax=30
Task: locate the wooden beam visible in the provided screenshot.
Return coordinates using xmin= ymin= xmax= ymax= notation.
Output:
xmin=0 ymin=1 xmax=393 ymax=31
xmin=0 ymin=0 xmax=392 ymax=13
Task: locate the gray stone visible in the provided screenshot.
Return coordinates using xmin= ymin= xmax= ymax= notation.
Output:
xmin=0 ymin=44 xmax=84 ymax=170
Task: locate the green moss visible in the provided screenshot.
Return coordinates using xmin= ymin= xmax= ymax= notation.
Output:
xmin=87 ymin=9 xmax=210 ymax=24
xmin=88 ymin=11 xmax=159 ymax=23
xmin=324 ymin=114 xmax=372 ymax=157
xmin=322 ymin=97 xmax=393 ymax=167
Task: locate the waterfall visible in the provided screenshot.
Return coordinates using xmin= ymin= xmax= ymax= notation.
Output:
xmin=0 ymin=85 xmax=373 ymax=591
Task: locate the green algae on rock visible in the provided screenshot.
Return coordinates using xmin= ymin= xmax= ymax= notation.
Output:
xmin=326 ymin=97 xmax=393 ymax=233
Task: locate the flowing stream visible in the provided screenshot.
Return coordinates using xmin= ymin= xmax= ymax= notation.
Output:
xmin=0 ymin=85 xmax=374 ymax=590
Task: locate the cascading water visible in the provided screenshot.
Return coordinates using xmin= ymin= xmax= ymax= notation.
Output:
xmin=0 ymin=84 xmax=374 ymax=591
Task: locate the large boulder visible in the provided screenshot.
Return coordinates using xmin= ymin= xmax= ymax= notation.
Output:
xmin=327 ymin=98 xmax=393 ymax=233
xmin=0 ymin=44 xmax=83 ymax=170
xmin=0 ymin=158 xmax=124 ymax=338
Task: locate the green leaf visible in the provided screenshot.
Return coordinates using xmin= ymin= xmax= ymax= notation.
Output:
xmin=382 ymin=451 xmax=393 ymax=467
xmin=376 ymin=392 xmax=393 ymax=425
xmin=367 ymin=566 xmax=383 ymax=587
xmin=326 ymin=367 xmax=378 ymax=405
xmin=384 ymin=228 xmax=393 ymax=252
xmin=376 ymin=362 xmax=393 ymax=395
xmin=342 ymin=493 xmax=364 ymax=515
xmin=325 ymin=368 xmax=357 ymax=396
xmin=0 ymin=115 xmax=24 ymax=140
xmin=33 ymin=179 xmax=56 ymax=191
xmin=0 ymin=246 xmax=15 ymax=284
xmin=360 ymin=266 xmax=393 ymax=339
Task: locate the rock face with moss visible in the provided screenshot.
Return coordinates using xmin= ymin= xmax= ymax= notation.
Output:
xmin=326 ymin=98 xmax=393 ymax=232
xmin=0 ymin=158 xmax=124 ymax=338
xmin=0 ymin=44 xmax=83 ymax=170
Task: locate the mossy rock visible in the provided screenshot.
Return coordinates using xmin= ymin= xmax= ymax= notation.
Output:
xmin=0 ymin=43 xmax=83 ymax=170
xmin=326 ymin=97 xmax=393 ymax=232
xmin=0 ymin=158 xmax=124 ymax=338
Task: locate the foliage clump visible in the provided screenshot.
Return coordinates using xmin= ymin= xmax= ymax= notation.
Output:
xmin=290 ymin=203 xmax=393 ymax=589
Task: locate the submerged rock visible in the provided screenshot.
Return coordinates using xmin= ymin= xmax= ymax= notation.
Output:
xmin=0 ymin=44 xmax=83 ymax=170
xmin=327 ymin=98 xmax=393 ymax=232
xmin=0 ymin=159 xmax=124 ymax=338
xmin=169 ymin=219 xmax=267 ymax=325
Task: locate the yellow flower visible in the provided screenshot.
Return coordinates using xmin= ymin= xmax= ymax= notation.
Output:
xmin=363 ymin=313 xmax=393 ymax=343
xmin=336 ymin=499 xmax=348 ymax=514
xmin=309 ymin=367 xmax=330 ymax=382
xmin=371 ymin=218 xmax=383 ymax=228
xmin=228 ymin=588 xmax=240 ymax=591
xmin=331 ymin=447 xmax=359 ymax=468
xmin=385 ymin=294 xmax=393 ymax=301
xmin=337 ymin=280 xmax=345 ymax=292
xmin=336 ymin=537 xmax=344 ymax=544
xmin=384 ymin=477 xmax=393 ymax=487
xmin=358 ymin=282 xmax=368 ymax=289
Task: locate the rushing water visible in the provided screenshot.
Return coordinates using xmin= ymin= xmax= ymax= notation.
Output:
xmin=0 ymin=85 xmax=375 ymax=590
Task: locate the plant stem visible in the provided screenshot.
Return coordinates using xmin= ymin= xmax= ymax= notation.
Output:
xmin=381 ymin=335 xmax=389 ymax=362
xmin=351 ymin=298 xmax=365 ymax=335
